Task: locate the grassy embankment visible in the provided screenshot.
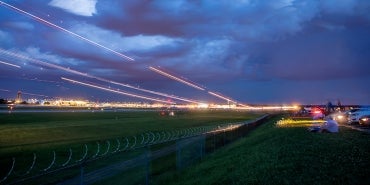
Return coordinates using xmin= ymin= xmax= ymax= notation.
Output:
xmin=146 ymin=116 xmax=370 ymax=185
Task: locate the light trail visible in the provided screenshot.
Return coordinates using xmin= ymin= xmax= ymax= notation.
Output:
xmin=208 ymin=91 xmax=237 ymax=104
xmin=94 ymin=78 xmax=201 ymax=104
xmin=21 ymin=78 xmax=63 ymax=84
xmin=61 ymin=77 xmax=172 ymax=104
xmin=276 ymin=119 xmax=326 ymax=128
xmin=21 ymin=91 xmax=49 ymax=98
xmin=0 ymin=49 xmax=200 ymax=103
xmin=149 ymin=66 xmax=205 ymax=91
xmin=0 ymin=89 xmax=49 ymax=97
xmin=0 ymin=89 xmax=11 ymax=92
xmin=0 ymin=1 xmax=134 ymax=62
xmin=0 ymin=60 xmax=21 ymax=68
xmin=150 ymin=66 xmax=244 ymax=106
xmin=0 ymin=2 xmax=245 ymax=105
xmin=0 ymin=48 xmax=89 ymax=77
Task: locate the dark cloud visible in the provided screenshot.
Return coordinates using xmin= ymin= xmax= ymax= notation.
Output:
xmin=0 ymin=0 xmax=370 ymax=104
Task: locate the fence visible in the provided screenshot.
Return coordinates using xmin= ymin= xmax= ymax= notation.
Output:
xmin=0 ymin=115 xmax=270 ymax=185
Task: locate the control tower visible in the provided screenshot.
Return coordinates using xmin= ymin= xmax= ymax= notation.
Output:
xmin=16 ymin=91 xmax=22 ymax=103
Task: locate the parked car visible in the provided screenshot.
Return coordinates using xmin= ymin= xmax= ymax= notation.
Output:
xmin=359 ymin=115 xmax=370 ymax=126
xmin=330 ymin=109 xmax=361 ymax=124
xmin=311 ymin=107 xmax=325 ymax=120
xmin=330 ymin=111 xmax=347 ymax=124
xmin=347 ymin=109 xmax=370 ymax=124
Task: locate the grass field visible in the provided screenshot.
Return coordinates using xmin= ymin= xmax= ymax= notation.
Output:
xmin=6 ymin=110 xmax=368 ymax=185
xmin=147 ymin=116 xmax=370 ymax=185
xmin=0 ymin=109 xmax=264 ymax=184
xmin=0 ymin=109 xmax=261 ymax=157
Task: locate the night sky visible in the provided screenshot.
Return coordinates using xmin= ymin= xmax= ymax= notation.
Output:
xmin=0 ymin=0 xmax=369 ymax=105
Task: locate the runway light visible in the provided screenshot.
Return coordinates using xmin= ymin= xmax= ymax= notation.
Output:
xmin=197 ymin=103 xmax=209 ymax=108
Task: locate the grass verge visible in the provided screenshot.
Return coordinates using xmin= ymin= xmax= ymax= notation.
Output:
xmin=152 ymin=116 xmax=370 ymax=185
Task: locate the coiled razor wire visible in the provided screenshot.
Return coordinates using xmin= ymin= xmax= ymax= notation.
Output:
xmin=101 ymin=141 xmax=110 ymax=156
xmin=0 ymin=158 xmax=15 ymax=183
xmin=112 ymin=139 xmax=120 ymax=153
xmin=76 ymin=144 xmax=88 ymax=162
xmin=42 ymin=151 xmax=56 ymax=172
xmin=61 ymin=149 xmax=72 ymax=167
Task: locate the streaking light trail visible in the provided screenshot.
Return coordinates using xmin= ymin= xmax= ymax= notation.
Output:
xmin=0 ymin=48 xmax=88 ymax=76
xmin=20 ymin=78 xmax=63 ymax=84
xmin=21 ymin=91 xmax=49 ymax=98
xmin=0 ymin=89 xmax=49 ymax=97
xmin=94 ymin=78 xmax=201 ymax=104
xmin=0 ymin=1 xmax=134 ymax=62
xmin=150 ymin=66 xmax=243 ymax=105
xmin=208 ymin=91 xmax=237 ymax=104
xmin=0 ymin=60 xmax=21 ymax=68
xmin=61 ymin=77 xmax=171 ymax=104
xmin=0 ymin=49 xmax=200 ymax=104
xmin=0 ymin=89 xmax=10 ymax=92
xmin=149 ymin=66 xmax=205 ymax=91
xmin=0 ymin=2 xmax=243 ymax=105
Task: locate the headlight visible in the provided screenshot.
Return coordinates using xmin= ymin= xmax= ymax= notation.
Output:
xmin=361 ymin=117 xmax=369 ymax=122
xmin=337 ymin=115 xmax=344 ymax=119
